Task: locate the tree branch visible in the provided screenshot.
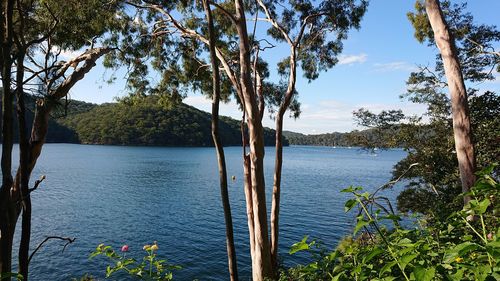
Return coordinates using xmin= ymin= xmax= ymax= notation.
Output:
xmin=28 ymin=236 xmax=76 ymax=264
xmin=28 ymin=175 xmax=45 ymax=194
xmin=255 ymin=0 xmax=293 ymax=45
xmin=208 ymin=0 xmax=238 ymax=24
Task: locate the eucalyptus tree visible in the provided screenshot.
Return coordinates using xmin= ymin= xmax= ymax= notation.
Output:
xmin=354 ymin=1 xmax=499 ymax=218
xmin=118 ymin=0 xmax=285 ymax=278
xmin=0 ymin=1 xmax=121 ymax=279
xmin=408 ymin=0 xmax=500 ymax=204
xmin=252 ymin=0 xmax=367 ymax=269
xmin=107 ymin=1 xmax=255 ymax=279
xmin=202 ymin=0 xmax=238 ymax=279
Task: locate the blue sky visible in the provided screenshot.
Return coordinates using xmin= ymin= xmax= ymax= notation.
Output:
xmin=69 ymin=0 xmax=500 ymax=134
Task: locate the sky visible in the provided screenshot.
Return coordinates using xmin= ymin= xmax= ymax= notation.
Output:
xmin=68 ymin=0 xmax=500 ymax=134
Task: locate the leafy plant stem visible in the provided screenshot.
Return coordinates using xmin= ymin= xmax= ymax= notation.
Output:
xmin=357 ymin=198 xmax=410 ymax=281
xmin=462 ymin=217 xmax=487 ymax=244
xmin=149 ymin=250 xmax=153 ymax=277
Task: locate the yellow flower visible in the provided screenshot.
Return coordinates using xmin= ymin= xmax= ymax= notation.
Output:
xmin=455 ymin=257 xmax=464 ymax=263
xmin=151 ymin=244 xmax=159 ymax=251
xmin=143 ymin=244 xmax=151 ymax=251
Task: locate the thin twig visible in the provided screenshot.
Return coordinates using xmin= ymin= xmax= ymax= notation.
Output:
xmin=28 ymin=236 xmax=76 ymax=264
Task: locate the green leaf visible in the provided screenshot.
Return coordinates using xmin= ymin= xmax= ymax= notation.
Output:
xmin=379 ymin=261 xmax=397 ymax=277
xmin=354 ymin=219 xmax=371 ymax=235
xmin=362 ymin=247 xmax=384 ymax=264
xmin=289 ymin=236 xmax=314 ymax=255
xmin=330 ymin=272 xmax=343 ymax=281
xmin=413 ymin=266 xmax=435 ymax=281
xmin=486 ymin=241 xmax=500 ymax=260
xmin=443 ymin=242 xmax=481 ymax=263
xmin=476 ymin=199 xmax=490 ymax=214
xmin=344 ymin=199 xmax=358 ymax=212
xmin=447 ymin=269 xmax=464 ymax=281
xmin=397 ymin=238 xmax=413 ymax=245
xmin=341 ymin=186 xmax=354 ymax=193
xmin=400 ymin=253 xmax=418 ymax=270
xmin=360 ymin=192 xmax=370 ymax=199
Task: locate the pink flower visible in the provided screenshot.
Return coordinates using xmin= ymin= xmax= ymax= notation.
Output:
xmin=121 ymin=245 xmax=129 ymax=252
xmin=487 ymin=233 xmax=493 ymax=240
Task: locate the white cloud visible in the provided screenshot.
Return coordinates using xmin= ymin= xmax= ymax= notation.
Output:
xmin=184 ymin=94 xmax=243 ymax=120
xmin=338 ymin=53 xmax=368 ymax=65
xmin=280 ymin=100 xmax=427 ymax=134
xmin=49 ymin=46 xmax=82 ymax=60
xmin=185 ymin=96 xmax=428 ymax=134
xmin=373 ymin=61 xmax=417 ymax=72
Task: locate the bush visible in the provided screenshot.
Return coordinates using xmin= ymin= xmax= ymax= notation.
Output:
xmin=81 ymin=242 xmax=181 ymax=280
xmin=281 ymin=164 xmax=499 ymax=281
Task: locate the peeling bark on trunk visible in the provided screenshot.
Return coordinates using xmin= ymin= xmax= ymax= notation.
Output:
xmin=234 ymin=0 xmax=272 ymax=279
xmin=202 ymin=1 xmax=238 ymax=280
xmin=425 ymin=0 xmax=476 ymax=204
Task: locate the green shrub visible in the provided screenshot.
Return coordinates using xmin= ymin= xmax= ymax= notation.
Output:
xmin=85 ymin=242 xmax=181 ymax=280
xmin=281 ymin=164 xmax=499 ymax=281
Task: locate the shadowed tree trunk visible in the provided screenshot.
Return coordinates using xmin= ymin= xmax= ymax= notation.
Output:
xmin=15 ymin=47 xmax=32 ymax=280
xmin=425 ymin=0 xmax=476 ymax=204
xmin=0 ymin=46 xmax=112 ymax=279
xmin=202 ymin=1 xmax=238 ymax=280
xmin=0 ymin=0 xmax=16 ymax=275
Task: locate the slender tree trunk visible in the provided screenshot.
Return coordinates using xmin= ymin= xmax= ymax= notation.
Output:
xmin=234 ymin=0 xmax=273 ymax=279
xmin=425 ymin=0 xmax=476 ymax=204
xmin=270 ymin=46 xmax=297 ymax=272
xmin=15 ymin=50 xmax=32 ymax=280
xmin=202 ymin=1 xmax=238 ymax=280
xmin=270 ymin=116 xmax=283 ymax=270
xmin=0 ymin=46 xmax=110 ymax=278
xmin=0 ymin=0 xmax=16 ymax=275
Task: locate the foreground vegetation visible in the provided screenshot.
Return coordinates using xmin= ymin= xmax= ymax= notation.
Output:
xmin=280 ymin=165 xmax=499 ymax=281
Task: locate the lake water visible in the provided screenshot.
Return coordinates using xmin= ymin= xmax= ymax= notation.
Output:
xmin=12 ymin=144 xmax=406 ymax=280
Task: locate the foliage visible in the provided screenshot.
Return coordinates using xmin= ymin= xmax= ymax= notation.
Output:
xmin=0 ymin=272 xmax=23 ymax=280
xmin=282 ymin=129 xmax=400 ymax=148
xmin=348 ymin=1 xmax=500 ymax=218
xmin=280 ymin=164 xmax=500 ymax=281
xmin=87 ymin=242 xmax=181 ymax=281
xmin=53 ymin=96 xmax=282 ymax=146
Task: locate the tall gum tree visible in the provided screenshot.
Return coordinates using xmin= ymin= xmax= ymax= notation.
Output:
xmin=253 ymin=0 xmax=367 ymax=270
xmin=122 ymin=0 xmax=276 ymax=279
xmin=425 ymin=0 xmax=475 ymax=203
xmin=408 ymin=0 xmax=500 ymax=205
xmin=0 ymin=1 xmax=121 ymax=279
xmin=352 ymin=1 xmax=499 ymax=218
xmin=202 ymin=0 xmax=238 ymax=279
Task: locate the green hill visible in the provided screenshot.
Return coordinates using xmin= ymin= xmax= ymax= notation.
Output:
xmin=51 ymin=97 xmax=283 ymax=147
xmin=282 ymin=129 xmax=396 ymax=148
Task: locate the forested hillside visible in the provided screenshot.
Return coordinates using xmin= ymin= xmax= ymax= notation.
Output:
xmin=51 ymin=98 xmax=282 ymax=146
xmin=283 ymin=129 xmax=396 ymax=147
xmin=3 ymin=95 xmax=283 ymax=146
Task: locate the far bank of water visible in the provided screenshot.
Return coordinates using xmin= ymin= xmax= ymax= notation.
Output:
xmin=12 ymin=144 xmax=406 ymax=280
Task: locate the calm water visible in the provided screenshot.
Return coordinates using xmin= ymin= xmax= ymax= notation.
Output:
xmin=11 ymin=144 xmax=406 ymax=280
